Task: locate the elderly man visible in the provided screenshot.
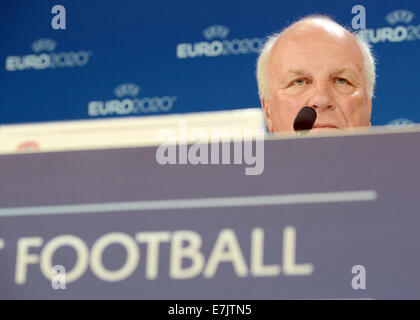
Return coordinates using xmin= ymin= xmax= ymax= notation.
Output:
xmin=256 ymin=15 xmax=376 ymax=133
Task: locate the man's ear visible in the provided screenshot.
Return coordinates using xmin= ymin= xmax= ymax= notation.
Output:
xmin=260 ymin=98 xmax=273 ymax=132
xmin=367 ymin=99 xmax=373 ymax=127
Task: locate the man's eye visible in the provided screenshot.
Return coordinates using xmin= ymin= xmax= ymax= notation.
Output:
xmin=292 ymin=79 xmax=307 ymax=86
xmin=336 ymin=78 xmax=350 ymax=85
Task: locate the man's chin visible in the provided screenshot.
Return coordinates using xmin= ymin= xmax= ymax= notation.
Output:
xmin=310 ymin=126 xmax=340 ymax=132
xmin=306 ymin=127 xmax=342 ymax=135
xmin=271 ymin=127 xmax=343 ymax=136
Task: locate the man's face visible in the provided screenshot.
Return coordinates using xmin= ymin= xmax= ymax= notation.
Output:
xmin=261 ymin=22 xmax=372 ymax=133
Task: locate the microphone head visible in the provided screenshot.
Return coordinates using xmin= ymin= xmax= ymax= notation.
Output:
xmin=293 ymin=106 xmax=317 ymax=132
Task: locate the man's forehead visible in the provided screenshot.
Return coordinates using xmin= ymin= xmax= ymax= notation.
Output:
xmin=272 ymin=31 xmax=359 ymax=59
xmin=271 ymin=18 xmax=361 ymax=56
xmin=287 ymin=18 xmax=348 ymax=39
xmin=269 ymin=27 xmax=364 ymax=76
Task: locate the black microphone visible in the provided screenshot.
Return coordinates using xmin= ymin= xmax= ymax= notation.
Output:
xmin=293 ymin=106 xmax=317 ymax=135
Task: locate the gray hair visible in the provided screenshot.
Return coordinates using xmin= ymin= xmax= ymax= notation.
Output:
xmin=256 ymin=15 xmax=376 ymax=100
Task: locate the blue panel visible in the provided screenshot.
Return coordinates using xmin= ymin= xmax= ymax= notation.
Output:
xmin=0 ymin=0 xmax=419 ymax=125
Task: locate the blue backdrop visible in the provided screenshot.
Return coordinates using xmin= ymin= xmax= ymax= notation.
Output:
xmin=0 ymin=0 xmax=419 ymax=126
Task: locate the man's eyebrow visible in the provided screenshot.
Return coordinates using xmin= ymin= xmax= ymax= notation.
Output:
xmin=332 ymin=68 xmax=359 ymax=77
xmin=286 ymin=69 xmax=307 ymax=75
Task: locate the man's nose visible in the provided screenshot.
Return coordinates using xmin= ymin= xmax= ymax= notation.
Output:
xmin=307 ymin=83 xmax=335 ymax=112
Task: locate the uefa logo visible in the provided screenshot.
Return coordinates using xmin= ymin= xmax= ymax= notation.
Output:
xmin=387 ymin=118 xmax=415 ymax=128
xmin=385 ymin=9 xmax=415 ymax=25
xmin=31 ymin=38 xmax=57 ymax=53
xmin=113 ymin=83 xmax=141 ymax=98
xmin=202 ymin=25 xmax=230 ymax=40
